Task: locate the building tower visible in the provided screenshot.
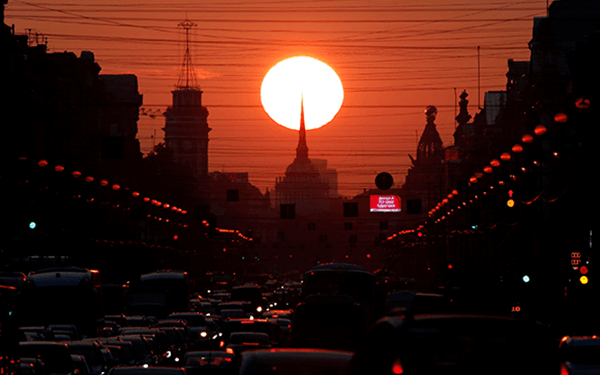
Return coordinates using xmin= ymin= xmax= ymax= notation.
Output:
xmin=163 ymin=19 xmax=210 ymax=179
xmin=402 ymin=106 xmax=445 ymax=215
xmin=274 ymin=98 xmax=330 ymax=216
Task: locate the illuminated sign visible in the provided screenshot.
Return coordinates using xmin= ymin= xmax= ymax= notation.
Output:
xmin=370 ymin=195 xmax=401 ymax=212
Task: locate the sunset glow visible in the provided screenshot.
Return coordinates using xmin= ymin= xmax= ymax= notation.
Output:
xmin=261 ymin=56 xmax=344 ymax=131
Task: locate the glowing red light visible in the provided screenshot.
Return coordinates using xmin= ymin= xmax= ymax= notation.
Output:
xmin=512 ymin=144 xmax=523 ymax=153
xmin=55 ymin=165 xmax=64 ymax=172
xmin=554 ymin=113 xmax=568 ymax=123
xmin=38 ymin=160 xmax=48 ymax=167
xmin=580 ymin=266 xmax=588 ymax=275
xmin=534 ymin=125 xmax=547 ymax=136
xmin=392 ymin=358 xmax=404 ymax=375
xmin=100 ymin=180 xmax=109 ymax=187
xmin=112 ymin=184 xmax=120 ymax=190
xmin=72 ymin=171 xmax=81 ymax=178
xmin=575 ymin=97 xmax=591 ymax=109
xmin=500 ymin=152 xmax=511 ymax=161
xmin=522 ymin=134 xmax=534 ymax=144
xmin=85 ymin=176 xmax=94 ymax=183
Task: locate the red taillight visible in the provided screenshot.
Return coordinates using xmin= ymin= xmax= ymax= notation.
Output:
xmin=392 ymin=358 xmax=404 ymax=375
xmin=560 ymin=363 xmax=569 ymax=375
xmin=226 ymin=348 xmax=234 ymax=354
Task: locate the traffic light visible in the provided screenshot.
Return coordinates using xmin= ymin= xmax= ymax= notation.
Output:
xmin=506 ymin=190 xmax=519 ymax=223
xmin=579 ymin=265 xmax=589 ymax=285
xmin=506 ymin=189 xmax=516 ymax=208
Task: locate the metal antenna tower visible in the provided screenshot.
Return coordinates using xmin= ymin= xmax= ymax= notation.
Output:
xmin=176 ymin=19 xmax=199 ymax=90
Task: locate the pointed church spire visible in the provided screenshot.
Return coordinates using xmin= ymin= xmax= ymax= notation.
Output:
xmin=296 ymin=94 xmax=309 ymax=160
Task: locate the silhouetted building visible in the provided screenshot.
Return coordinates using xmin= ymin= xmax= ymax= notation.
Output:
xmin=162 ymin=20 xmax=210 ymax=183
xmin=274 ymin=100 xmax=330 ymax=217
xmin=312 ymin=159 xmax=339 ymax=198
xmin=99 ymin=74 xmax=144 ymax=187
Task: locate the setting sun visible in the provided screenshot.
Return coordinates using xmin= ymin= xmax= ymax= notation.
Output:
xmin=261 ymin=56 xmax=344 ymax=131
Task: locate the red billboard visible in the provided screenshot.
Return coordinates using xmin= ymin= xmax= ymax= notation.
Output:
xmin=370 ymin=195 xmax=401 ymax=212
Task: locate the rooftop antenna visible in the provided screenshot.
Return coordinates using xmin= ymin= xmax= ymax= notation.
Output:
xmin=176 ymin=18 xmax=199 ymax=90
xmin=477 ymin=46 xmax=481 ymax=109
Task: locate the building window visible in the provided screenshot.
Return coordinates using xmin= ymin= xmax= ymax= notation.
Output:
xmin=308 ymin=222 xmax=316 ymax=231
xmin=380 ymin=221 xmax=388 ymax=230
xmin=277 ymin=231 xmax=286 ymax=241
xmin=343 ymin=202 xmax=359 ymax=217
xmin=349 ymin=234 xmax=358 ymax=243
xmin=344 ymin=222 xmax=353 ymax=231
xmin=280 ymin=204 xmax=295 ymax=219
xmin=227 ymin=189 xmax=239 ymax=202
xmin=319 ymin=234 xmax=328 ymax=243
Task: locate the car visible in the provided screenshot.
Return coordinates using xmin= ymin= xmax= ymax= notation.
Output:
xmin=115 ymin=335 xmax=157 ymax=365
xmin=71 ymin=354 xmax=93 ymax=375
xmin=97 ymin=339 xmax=137 ymax=366
xmin=238 ymin=348 xmax=353 ymax=375
xmin=225 ymin=332 xmax=271 ymax=355
xmin=19 ymin=357 xmax=47 ymax=375
xmin=347 ymin=314 xmax=558 ymax=375
xmin=66 ymin=340 xmax=110 ymax=375
xmin=182 ymin=351 xmax=235 ymax=375
xmin=559 ymin=335 xmax=600 ymax=375
xmin=167 ymin=313 xmax=211 ymax=342
xmin=117 ymin=328 xmax=172 ymax=359
xmin=222 ymin=319 xmax=280 ymax=346
xmin=19 ymin=341 xmax=77 ymax=375
xmin=19 ymin=362 xmax=38 ymax=375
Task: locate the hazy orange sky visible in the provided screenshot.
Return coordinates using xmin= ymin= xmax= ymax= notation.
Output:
xmin=6 ymin=0 xmax=548 ymax=197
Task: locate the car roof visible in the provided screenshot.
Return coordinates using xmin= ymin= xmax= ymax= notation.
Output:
xmin=241 ymin=348 xmax=353 ymax=360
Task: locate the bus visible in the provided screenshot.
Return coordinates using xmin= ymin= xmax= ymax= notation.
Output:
xmin=291 ymin=263 xmax=377 ymax=351
xmin=301 ymin=263 xmax=376 ymax=307
xmin=126 ymin=270 xmax=190 ymax=317
xmin=17 ymin=267 xmax=104 ymax=337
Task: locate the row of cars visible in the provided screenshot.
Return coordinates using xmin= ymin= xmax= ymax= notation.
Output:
xmin=12 ymin=263 xmax=600 ymax=375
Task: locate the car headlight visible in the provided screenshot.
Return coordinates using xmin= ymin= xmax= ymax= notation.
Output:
xmin=200 ymin=331 xmax=208 ymax=338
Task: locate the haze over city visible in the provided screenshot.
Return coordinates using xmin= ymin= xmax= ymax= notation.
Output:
xmin=4 ymin=0 xmax=548 ymax=196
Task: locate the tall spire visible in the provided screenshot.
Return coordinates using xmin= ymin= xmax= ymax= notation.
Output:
xmin=296 ymin=94 xmax=309 ymax=160
xmin=176 ymin=19 xmax=199 ymax=90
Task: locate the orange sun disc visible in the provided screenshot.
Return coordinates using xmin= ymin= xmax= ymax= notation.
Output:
xmin=261 ymin=56 xmax=344 ymax=130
